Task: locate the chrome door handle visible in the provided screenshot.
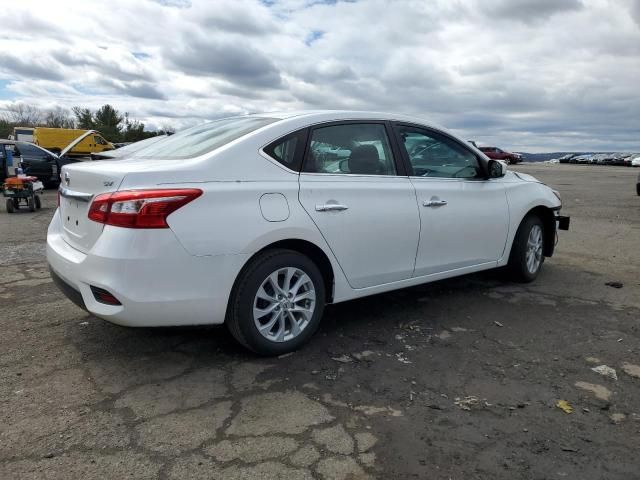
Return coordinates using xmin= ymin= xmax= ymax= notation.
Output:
xmin=423 ymin=199 xmax=448 ymax=207
xmin=315 ymin=204 xmax=349 ymax=212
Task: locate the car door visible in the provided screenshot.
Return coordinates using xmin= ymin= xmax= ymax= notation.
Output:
xmin=393 ymin=124 xmax=509 ymax=277
xmin=0 ymin=145 xmax=7 ymax=182
xmin=298 ymin=122 xmax=420 ymax=289
xmin=15 ymin=143 xmax=52 ymax=180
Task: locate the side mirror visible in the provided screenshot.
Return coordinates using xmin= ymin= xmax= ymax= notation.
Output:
xmin=488 ymin=159 xmax=507 ymax=178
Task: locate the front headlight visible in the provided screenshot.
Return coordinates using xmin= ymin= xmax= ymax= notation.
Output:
xmin=551 ymin=189 xmax=562 ymax=206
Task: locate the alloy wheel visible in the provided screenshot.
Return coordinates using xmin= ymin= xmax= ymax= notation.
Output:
xmin=525 ymin=224 xmax=543 ymax=274
xmin=253 ymin=267 xmax=316 ymax=343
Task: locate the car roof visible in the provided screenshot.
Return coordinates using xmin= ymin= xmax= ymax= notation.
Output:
xmin=249 ymin=110 xmax=446 ymax=128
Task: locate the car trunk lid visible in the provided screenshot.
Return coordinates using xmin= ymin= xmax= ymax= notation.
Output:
xmin=59 ymin=163 xmax=126 ymax=253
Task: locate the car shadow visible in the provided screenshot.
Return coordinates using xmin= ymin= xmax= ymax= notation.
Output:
xmin=67 ymin=268 xmax=510 ymax=363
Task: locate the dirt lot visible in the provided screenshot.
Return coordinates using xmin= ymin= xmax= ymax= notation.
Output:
xmin=1 ymin=163 xmax=639 ymax=479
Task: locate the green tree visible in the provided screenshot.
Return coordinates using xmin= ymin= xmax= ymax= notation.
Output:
xmin=0 ymin=118 xmax=12 ymax=139
xmin=93 ymin=104 xmax=123 ymax=142
xmin=69 ymin=104 xmax=160 ymax=143
xmin=72 ymin=107 xmax=94 ymax=130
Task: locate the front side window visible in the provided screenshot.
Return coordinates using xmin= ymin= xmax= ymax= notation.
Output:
xmin=397 ymin=127 xmax=480 ymax=179
xmin=130 ymin=116 xmax=276 ymax=160
xmin=15 ymin=143 xmax=46 ymax=159
xmin=94 ymin=136 xmax=106 ymax=145
xmin=303 ymin=123 xmax=396 ymax=175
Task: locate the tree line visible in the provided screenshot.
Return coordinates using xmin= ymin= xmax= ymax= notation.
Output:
xmin=0 ymin=103 xmax=172 ymax=143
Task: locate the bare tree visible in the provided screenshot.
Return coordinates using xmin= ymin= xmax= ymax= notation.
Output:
xmin=44 ymin=106 xmax=75 ymax=129
xmin=5 ymin=103 xmax=43 ymax=126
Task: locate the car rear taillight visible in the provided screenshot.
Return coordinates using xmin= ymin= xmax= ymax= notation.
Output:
xmin=88 ymin=189 xmax=202 ymax=228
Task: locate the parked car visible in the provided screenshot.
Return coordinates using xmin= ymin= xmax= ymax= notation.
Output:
xmin=619 ymin=153 xmax=634 ymax=167
xmin=478 ymin=146 xmax=522 ymax=164
xmin=558 ymin=154 xmax=577 ymax=163
xmin=47 ymin=111 xmax=569 ymax=355
xmin=630 ymin=154 xmax=640 ymax=167
xmin=637 ymin=171 xmax=640 ymax=196
xmin=610 ymin=153 xmax=629 ymax=166
xmin=574 ymin=154 xmax=593 ymax=164
xmin=1 ymin=140 xmax=70 ymax=187
xmin=589 ymin=153 xmax=606 ymax=164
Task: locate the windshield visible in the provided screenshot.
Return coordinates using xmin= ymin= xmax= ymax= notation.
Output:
xmin=129 ymin=116 xmax=276 ymax=159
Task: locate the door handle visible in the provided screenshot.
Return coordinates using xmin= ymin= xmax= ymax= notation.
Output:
xmin=423 ymin=199 xmax=448 ymax=207
xmin=316 ymin=204 xmax=349 ymax=212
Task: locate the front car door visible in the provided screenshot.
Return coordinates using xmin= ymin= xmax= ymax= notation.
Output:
xmin=298 ymin=122 xmax=420 ymax=289
xmin=393 ymin=124 xmax=509 ymax=277
xmin=14 ymin=143 xmax=54 ymax=181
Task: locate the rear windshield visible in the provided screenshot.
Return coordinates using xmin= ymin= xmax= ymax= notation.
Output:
xmin=129 ymin=116 xmax=276 ymax=160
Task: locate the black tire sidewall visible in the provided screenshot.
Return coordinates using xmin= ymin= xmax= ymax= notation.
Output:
xmin=509 ymin=215 xmax=544 ymax=282
xmin=35 ymin=196 xmax=42 ymax=209
xmin=6 ymin=198 xmax=15 ymax=213
xmin=231 ymin=250 xmax=326 ymax=356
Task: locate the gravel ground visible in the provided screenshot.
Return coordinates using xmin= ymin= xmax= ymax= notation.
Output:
xmin=1 ymin=163 xmax=639 ymax=479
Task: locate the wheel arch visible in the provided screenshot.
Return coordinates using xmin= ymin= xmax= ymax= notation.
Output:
xmin=521 ymin=205 xmax=556 ymax=257
xmin=232 ymin=238 xmax=335 ymax=304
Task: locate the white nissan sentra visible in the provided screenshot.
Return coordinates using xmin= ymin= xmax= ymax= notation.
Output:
xmin=47 ymin=111 xmax=570 ymax=355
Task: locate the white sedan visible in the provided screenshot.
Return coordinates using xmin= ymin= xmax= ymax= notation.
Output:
xmin=47 ymin=111 xmax=570 ymax=355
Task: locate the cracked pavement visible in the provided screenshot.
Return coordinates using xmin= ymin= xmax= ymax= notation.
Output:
xmin=1 ymin=164 xmax=639 ymax=479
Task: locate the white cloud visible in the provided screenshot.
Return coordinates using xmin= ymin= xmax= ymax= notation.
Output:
xmin=0 ymin=0 xmax=639 ymax=151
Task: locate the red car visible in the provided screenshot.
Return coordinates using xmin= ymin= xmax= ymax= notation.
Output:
xmin=479 ymin=146 xmax=522 ymax=164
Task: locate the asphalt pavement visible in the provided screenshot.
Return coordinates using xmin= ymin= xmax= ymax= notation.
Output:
xmin=1 ymin=163 xmax=639 ymax=479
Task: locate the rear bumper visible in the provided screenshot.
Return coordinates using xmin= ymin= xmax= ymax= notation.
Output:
xmin=49 ymin=266 xmax=86 ymax=311
xmin=46 ymin=209 xmax=249 ymax=327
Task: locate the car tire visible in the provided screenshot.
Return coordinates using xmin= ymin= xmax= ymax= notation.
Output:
xmin=507 ymin=214 xmax=545 ymax=283
xmin=6 ymin=198 xmax=15 ymax=213
xmin=226 ymin=248 xmax=326 ymax=356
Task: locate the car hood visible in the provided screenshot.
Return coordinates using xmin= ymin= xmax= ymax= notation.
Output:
xmin=60 ymin=129 xmax=97 ymax=157
xmin=506 ymin=171 xmax=541 ymax=183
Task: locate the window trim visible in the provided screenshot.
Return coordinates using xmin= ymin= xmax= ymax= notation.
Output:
xmin=300 ymin=120 xmax=407 ymax=177
xmin=391 ymin=122 xmax=489 ymax=180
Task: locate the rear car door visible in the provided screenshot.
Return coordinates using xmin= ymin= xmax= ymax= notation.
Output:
xmin=393 ymin=124 xmax=509 ymax=276
xmin=298 ymin=122 xmax=420 ymax=289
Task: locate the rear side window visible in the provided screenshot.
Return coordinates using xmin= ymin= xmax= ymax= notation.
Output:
xmin=263 ymin=130 xmax=306 ymax=171
xmin=130 ymin=116 xmax=276 ymax=160
xmin=303 ymin=123 xmax=396 ymax=175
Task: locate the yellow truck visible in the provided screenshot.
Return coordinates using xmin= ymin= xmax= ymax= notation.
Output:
xmin=32 ymin=128 xmax=114 ymax=156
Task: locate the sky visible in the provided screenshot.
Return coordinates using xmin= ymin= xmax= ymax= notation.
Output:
xmin=0 ymin=0 xmax=639 ymax=152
